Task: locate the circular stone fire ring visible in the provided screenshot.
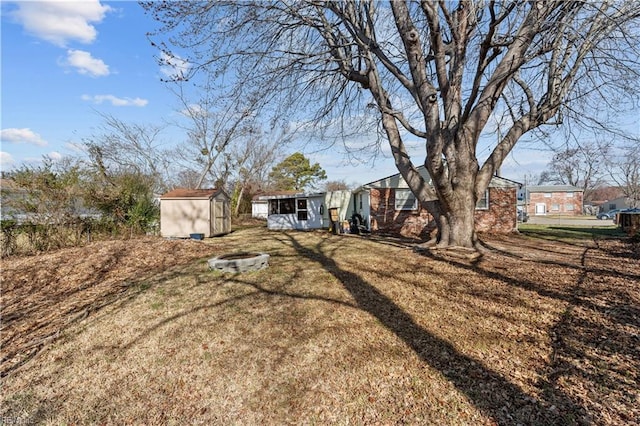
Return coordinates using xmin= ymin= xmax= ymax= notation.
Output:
xmin=208 ymin=252 xmax=270 ymax=273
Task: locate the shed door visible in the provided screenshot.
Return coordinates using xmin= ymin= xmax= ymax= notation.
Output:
xmin=211 ymin=199 xmax=229 ymax=235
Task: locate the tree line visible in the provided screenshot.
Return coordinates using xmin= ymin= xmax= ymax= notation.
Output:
xmin=0 ymin=103 xmax=334 ymax=255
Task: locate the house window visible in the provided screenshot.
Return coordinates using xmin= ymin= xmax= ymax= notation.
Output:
xmin=395 ymin=189 xmax=417 ymax=210
xmin=269 ymin=198 xmax=295 ymax=215
xmin=544 ymin=193 xmax=552 ymax=198
xmin=269 ymin=200 xmax=278 ymax=215
xmin=609 ymin=203 xmax=616 ymax=210
xmin=565 ymin=203 xmax=575 ymax=211
xmin=476 ymin=190 xmax=489 ymax=210
xmin=297 ymin=199 xmax=308 ymax=221
xmin=551 ymin=203 xmax=560 ymax=211
xmin=566 ymin=192 xmax=574 ymax=198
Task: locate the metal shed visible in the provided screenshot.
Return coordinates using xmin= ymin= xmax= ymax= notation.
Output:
xmin=160 ymin=188 xmax=231 ymax=238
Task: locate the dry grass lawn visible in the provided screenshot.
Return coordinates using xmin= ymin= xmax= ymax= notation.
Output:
xmin=1 ymin=226 xmax=638 ymax=425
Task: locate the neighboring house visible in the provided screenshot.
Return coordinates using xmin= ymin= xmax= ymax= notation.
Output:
xmin=352 ymin=167 xmax=521 ymax=239
xmin=160 ymin=188 xmax=231 ymax=238
xmin=0 ymin=178 xmax=27 ymax=219
xmin=0 ymin=178 xmax=101 ymax=223
xmin=599 ymin=196 xmax=634 ymax=212
xmin=523 ymin=185 xmax=583 ymax=216
xmin=256 ymin=190 xmax=352 ymax=231
xmin=257 ymin=167 xmax=521 ymax=238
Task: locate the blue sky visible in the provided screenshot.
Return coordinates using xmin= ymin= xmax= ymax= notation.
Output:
xmin=1 ymin=0 xmax=555 ymax=186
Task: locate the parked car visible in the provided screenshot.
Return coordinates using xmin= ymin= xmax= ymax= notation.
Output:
xmin=517 ymin=209 xmax=529 ymax=223
xmin=596 ymin=209 xmax=623 ymax=220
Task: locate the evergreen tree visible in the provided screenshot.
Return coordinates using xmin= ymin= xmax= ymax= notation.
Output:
xmin=269 ymin=153 xmax=327 ymax=191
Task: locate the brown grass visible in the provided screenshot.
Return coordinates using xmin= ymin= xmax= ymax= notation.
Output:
xmin=1 ymin=227 xmax=638 ymax=425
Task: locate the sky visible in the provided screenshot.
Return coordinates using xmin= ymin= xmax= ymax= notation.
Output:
xmin=0 ymin=0 xmax=558 ymax=187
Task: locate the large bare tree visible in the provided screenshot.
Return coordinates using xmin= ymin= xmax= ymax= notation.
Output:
xmin=144 ymin=1 xmax=640 ymax=248
xmin=169 ymin=76 xmax=266 ymax=189
xmin=83 ymin=113 xmax=171 ymax=194
xmin=608 ymin=144 xmax=640 ymax=208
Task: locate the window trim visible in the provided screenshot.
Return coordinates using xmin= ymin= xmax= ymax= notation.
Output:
xmin=297 ymin=198 xmax=308 ymax=221
xmin=395 ymin=189 xmax=418 ymax=211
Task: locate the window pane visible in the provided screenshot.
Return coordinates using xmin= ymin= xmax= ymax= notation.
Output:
xmin=551 ymin=204 xmax=560 ymax=211
xmin=565 ymin=204 xmax=574 ymax=211
xmin=297 ymin=211 xmax=308 ymax=221
xmin=395 ymin=190 xmax=417 ymax=210
xmin=297 ymin=199 xmax=307 ymax=210
xmin=279 ymin=198 xmax=295 ymax=214
xmin=269 ymin=200 xmax=279 ymax=215
xmin=475 ymin=190 xmax=489 ymax=209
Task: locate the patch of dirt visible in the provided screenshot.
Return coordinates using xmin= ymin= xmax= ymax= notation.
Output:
xmin=0 ymin=237 xmax=220 ymax=377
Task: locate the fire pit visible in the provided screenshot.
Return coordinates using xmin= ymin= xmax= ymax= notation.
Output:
xmin=208 ymin=252 xmax=270 ymax=273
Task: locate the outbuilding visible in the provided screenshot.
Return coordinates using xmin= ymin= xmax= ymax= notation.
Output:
xmin=160 ymin=188 xmax=231 ymax=238
xmin=257 ymin=190 xmax=354 ymax=231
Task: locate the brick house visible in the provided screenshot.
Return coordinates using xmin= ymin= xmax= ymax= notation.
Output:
xmin=523 ymin=185 xmax=583 ymax=216
xmin=352 ymin=167 xmax=521 ymax=239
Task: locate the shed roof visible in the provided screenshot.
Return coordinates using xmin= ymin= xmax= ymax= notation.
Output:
xmin=252 ymin=190 xmax=300 ymax=201
xmin=160 ymin=188 xmax=225 ymax=200
xmin=256 ymin=191 xmax=326 ymax=201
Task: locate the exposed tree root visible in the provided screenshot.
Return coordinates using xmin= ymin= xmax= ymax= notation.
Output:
xmin=413 ymin=241 xmax=483 ymax=262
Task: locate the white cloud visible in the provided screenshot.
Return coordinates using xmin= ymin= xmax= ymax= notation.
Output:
xmin=160 ymin=52 xmax=191 ymax=79
xmin=64 ymin=49 xmax=110 ymax=77
xmin=81 ymin=94 xmax=148 ymax=107
xmin=0 ymin=152 xmax=16 ymax=171
xmin=0 ymin=128 xmax=48 ymax=146
xmin=10 ymin=0 xmax=112 ymax=47
xmin=47 ymin=151 xmax=64 ymax=161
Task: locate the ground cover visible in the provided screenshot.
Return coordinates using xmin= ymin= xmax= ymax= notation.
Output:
xmin=1 ymin=226 xmax=638 ymax=424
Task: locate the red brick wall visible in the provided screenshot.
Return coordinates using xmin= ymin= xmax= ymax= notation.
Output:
xmin=369 ymin=187 xmax=517 ymax=239
xmin=475 ymin=188 xmax=517 ymax=234
xmin=527 ymin=191 xmax=583 ymax=215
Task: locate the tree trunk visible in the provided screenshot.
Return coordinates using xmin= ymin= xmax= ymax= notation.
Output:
xmin=233 ymin=184 xmax=245 ymax=217
xmin=438 ymin=197 xmax=476 ymax=248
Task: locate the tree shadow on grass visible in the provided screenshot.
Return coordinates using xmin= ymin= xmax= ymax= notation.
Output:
xmin=416 ymin=238 xmax=640 ymax=424
xmin=281 ymin=232 xmax=585 ymax=425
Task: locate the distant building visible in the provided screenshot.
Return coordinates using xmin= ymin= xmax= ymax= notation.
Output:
xmin=599 ymin=196 xmax=635 ymax=212
xmin=523 ymin=185 xmax=583 ymax=216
